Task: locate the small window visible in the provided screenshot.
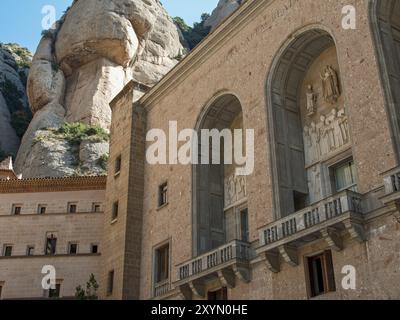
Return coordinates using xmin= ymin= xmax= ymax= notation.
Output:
xmin=207 ymin=287 xmax=228 ymax=301
xmin=112 ymin=201 xmax=119 ymax=221
xmin=333 ymin=160 xmax=357 ymax=192
xmin=12 ymin=205 xmax=22 ymax=215
xmin=68 ymin=203 xmax=77 ymax=214
xmin=3 ymin=245 xmax=13 ymax=257
xmin=107 ymin=270 xmax=114 ymax=296
xmin=92 ymin=203 xmax=101 ymax=213
xmin=115 ymin=155 xmax=122 ymax=175
xmin=48 ymin=283 xmax=61 ymax=298
xmin=240 ymin=208 xmax=249 ymax=242
xmin=307 ymin=250 xmax=336 ymax=298
xmin=155 ymin=244 xmax=169 ymax=284
xmin=38 ymin=205 xmax=47 ymax=214
xmin=91 ymin=244 xmax=99 ymax=254
xmin=26 ymin=246 xmax=35 ymax=256
xmin=0 ymin=284 xmax=3 ymax=299
xmin=158 ymin=183 xmax=168 ymax=208
xmin=45 ymin=235 xmax=57 ymax=255
xmin=68 ymin=243 xmax=78 ymax=255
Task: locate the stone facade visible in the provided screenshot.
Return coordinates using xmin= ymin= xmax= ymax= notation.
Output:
xmin=103 ymin=0 xmax=400 ymax=300
xmin=0 ymin=176 xmax=105 ymax=299
xmin=2 ymin=0 xmax=400 ymax=300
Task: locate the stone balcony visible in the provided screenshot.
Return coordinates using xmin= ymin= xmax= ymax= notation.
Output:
xmin=381 ymin=167 xmax=400 ymax=219
xmin=256 ymin=190 xmax=365 ymax=273
xmin=174 ymin=240 xmax=252 ymax=299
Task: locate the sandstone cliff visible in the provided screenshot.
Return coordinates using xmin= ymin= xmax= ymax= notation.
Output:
xmin=15 ymin=0 xmax=186 ymax=178
xmin=0 ymin=44 xmax=32 ymax=161
xmin=205 ymin=0 xmax=243 ymax=31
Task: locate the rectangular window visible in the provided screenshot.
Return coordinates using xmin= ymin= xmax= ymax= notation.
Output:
xmin=12 ymin=205 xmax=22 ymax=215
xmin=91 ymin=244 xmax=99 ymax=254
xmin=3 ymin=245 xmax=13 ymax=257
xmin=0 ymin=284 xmax=2 ymax=299
xmin=67 ymin=203 xmax=77 ymax=214
xmin=26 ymin=246 xmax=35 ymax=256
xmin=107 ymin=270 xmax=114 ymax=296
xmin=155 ymin=244 xmax=169 ymax=284
xmin=92 ymin=203 xmax=101 ymax=213
xmin=38 ymin=204 xmax=47 ymax=214
xmin=307 ymin=250 xmax=336 ymax=298
xmin=240 ymin=208 xmax=249 ymax=242
xmin=334 ymin=160 xmax=357 ymax=192
xmin=207 ymin=287 xmax=228 ymax=301
xmin=45 ymin=235 xmax=57 ymax=255
xmin=158 ymin=183 xmax=168 ymax=208
xmin=115 ymin=155 xmax=122 ymax=175
xmin=48 ymin=283 xmax=61 ymax=298
xmin=112 ymin=201 xmax=119 ymax=221
xmin=68 ymin=243 xmax=78 ymax=255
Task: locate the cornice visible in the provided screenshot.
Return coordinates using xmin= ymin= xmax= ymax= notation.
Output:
xmin=139 ymin=0 xmax=274 ymax=109
xmin=0 ymin=175 xmax=107 ymax=194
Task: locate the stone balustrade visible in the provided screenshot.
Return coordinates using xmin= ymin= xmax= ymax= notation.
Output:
xmin=154 ymin=280 xmax=171 ymax=298
xmin=175 ymin=240 xmax=252 ymax=299
xmin=257 ymin=190 xmax=365 ymax=273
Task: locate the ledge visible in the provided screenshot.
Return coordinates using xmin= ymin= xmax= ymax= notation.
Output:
xmin=0 ymin=253 xmax=101 ymax=260
xmin=173 ymin=240 xmax=252 ymax=299
xmin=256 ymin=190 xmax=365 ymax=273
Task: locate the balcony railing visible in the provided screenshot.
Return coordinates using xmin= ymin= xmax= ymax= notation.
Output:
xmin=154 ymin=280 xmax=171 ymax=298
xmin=259 ymin=190 xmax=362 ymax=247
xmin=383 ymin=168 xmax=400 ymax=195
xmin=177 ymin=240 xmax=251 ymax=281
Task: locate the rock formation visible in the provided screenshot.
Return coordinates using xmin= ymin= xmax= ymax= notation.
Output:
xmin=205 ymin=0 xmax=243 ymax=31
xmin=15 ymin=0 xmax=186 ymax=178
xmin=0 ymin=44 xmax=32 ymax=160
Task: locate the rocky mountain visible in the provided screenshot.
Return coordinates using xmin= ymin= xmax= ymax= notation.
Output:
xmin=14 ymin=0 xmax=186 ymax=178
xmin=205 ymin=0 xmax=243 ymax=31
xmin=0 ymin=43 xmax=32 ymax=162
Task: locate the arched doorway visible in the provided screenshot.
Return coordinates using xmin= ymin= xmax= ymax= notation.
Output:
xmin=193 ymin=94 xmax=247 ymax=256
xmin=370 ymin=0 xmax=400 ymax=160
xmin=266 ymin=28 xmax=354 ymax=219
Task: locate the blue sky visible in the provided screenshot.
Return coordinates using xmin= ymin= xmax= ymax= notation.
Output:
xmin=0 ymin=0 xmax=218 ymax=53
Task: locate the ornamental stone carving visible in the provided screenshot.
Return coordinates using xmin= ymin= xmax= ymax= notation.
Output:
xmin=224 ymin=174 xmax=247 ymax=208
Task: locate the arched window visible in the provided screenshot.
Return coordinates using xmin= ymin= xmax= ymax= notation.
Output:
xmin=193 ymin=94 xmax=247 ymax=255
xmin=267 ymin=29 xmax=355 ymax=219
xmin=370 ymin=0 xmax=400 ymax=160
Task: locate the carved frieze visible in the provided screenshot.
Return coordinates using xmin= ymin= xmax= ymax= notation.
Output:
xmin=224 ymin=174 xmax=247 ymax=208
xmin=303 ymin=108 xmax=349 ymax=166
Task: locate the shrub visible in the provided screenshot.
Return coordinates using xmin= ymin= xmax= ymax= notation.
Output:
xmin=75 ymin=274 xmax=99 ymax=300
xmin=55 ymin=122 xmax=109 ymax=145
xmin=97 ymin=153 xmax=109 ymax=171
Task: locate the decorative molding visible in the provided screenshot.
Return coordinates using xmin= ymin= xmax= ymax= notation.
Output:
xmin=264 ymin=251 xmax=280 ymax=273
xmin=344 ymin=220 xmax=366 ymax=242
xmin=218 ymin=268 xmax=236 ymax=288
xmin=189 ymin=280 xmax=205 ymax=298
xmin=321 ymin=227 xmax=343 ymax=251
xmin=0 ymin=176 xmax=107 ymax=193
xmin=224 ymin=174 xmax=247 ymax=208
xmin=233 ymin=265 xmax=251 ymax=283
xmin=279 ymin=245 xmax=298 ymax=266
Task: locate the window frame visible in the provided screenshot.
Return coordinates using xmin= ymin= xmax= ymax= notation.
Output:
xmin=111 ymin=201 xmax=119 ymax=222
xmin=68 ymin=242 xmax=78 ymax=255
xmin=3 ymin=244 xmax=13 ymax=257
xmin=91 ymin=244 xmax=99 ymax=254
xmin=38 ymin=204 xmax=47 ymax=215
xmin=107 ymin=270 xmax=114 ymax=296
xmin=45 ymin=234 xmax=57 ymax=256
xmin=154 ymin=242 xmax=170 ymax=285
xmin=158 ymin=182 xmax=168 ymax=208
xmin=67 ymin=202 xmax=78 ymax=214
xmin=305 ymin=250 xmax=336 ymax=298
xmin=26 ymin=245 xmax=35 ymax=256
xmin=114 ymin=155 xmax=122 ymax=176
xmin=12 ymin=204 xmax=22 ymax=215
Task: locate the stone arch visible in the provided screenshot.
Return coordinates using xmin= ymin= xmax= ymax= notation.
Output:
xmin=370 ymin=0 xmax=400 ymax=161
xmin=193 ymin=93 xmax=244 ymax=256
xmin=266 ymin=27 xmax=346 ymax=219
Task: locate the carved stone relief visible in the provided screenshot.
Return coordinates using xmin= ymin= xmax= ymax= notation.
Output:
xmin=306 ymin=84 xmax=318 ymax=116
xmin=224 ymin=174 xmax=247 ymax=208
xmin=303 ymin=108 xmax=349 ymax=166
xmin=320 ymin=65 xmax=341 ymax=104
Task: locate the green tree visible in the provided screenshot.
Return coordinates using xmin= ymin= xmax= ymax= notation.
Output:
xmin=75 ymin=274 xmax=99 ymax=300
xmin=173 ymin=13 xmax=211 ymax=50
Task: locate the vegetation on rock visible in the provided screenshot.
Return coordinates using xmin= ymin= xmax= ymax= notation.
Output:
xmin=52 ymin=122 xmax=109 ymax=145
xmin=174 ymin=14 xmax=211 ymax=50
